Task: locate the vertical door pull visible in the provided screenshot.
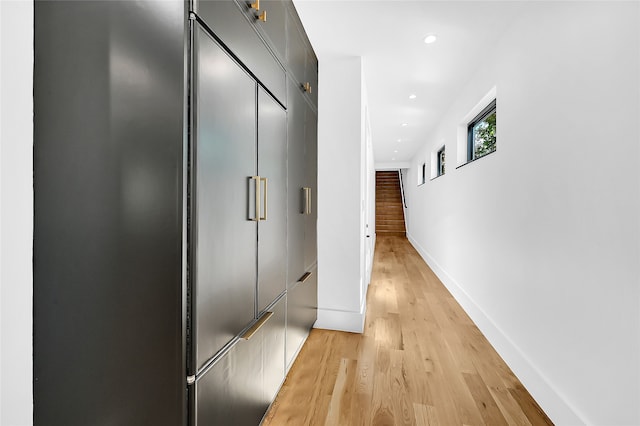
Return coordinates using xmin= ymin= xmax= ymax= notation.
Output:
xmin=258 ymin=10 xmax=267 ymax=22
xmin=260 ymin=177 xmax=268 ymax=221
xmin=301 ymin=187 xmax=308 ymax=214
xmin=250 ymin=176 xmax=261 ymax=221
xmin=250 ymin=0 xmax=260 ymax=10
xmin=303 ymin=187 xmax=312 ymax=215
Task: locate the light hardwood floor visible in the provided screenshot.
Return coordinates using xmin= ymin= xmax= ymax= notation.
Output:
xmin=263 ymin=236 xmax=553 ymax=426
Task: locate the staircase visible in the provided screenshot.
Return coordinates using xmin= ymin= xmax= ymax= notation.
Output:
xmin=375 ymin=171 xmax=406 ymax=237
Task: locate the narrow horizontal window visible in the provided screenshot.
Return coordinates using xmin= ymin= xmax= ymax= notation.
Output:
xmin=437 ymin=146 xmax=445 ymax=177
xmin=467 ymin=99 xmax=496 ymax=162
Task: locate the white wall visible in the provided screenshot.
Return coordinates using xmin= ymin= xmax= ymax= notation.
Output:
xmin=375 ymin=161 xmax=411 ymax=170
xmin=404 ymin=2 xmax=639 ymax=425
xmin=315 ymin=56 xmax=370 ymax=333
xmin=1 ymin=1 xmax=34 ymax=424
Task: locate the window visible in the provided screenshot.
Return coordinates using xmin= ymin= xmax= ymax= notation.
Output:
xmin=467 ymin=99 xmax=496 ymax=161
xmin=437 ymin=146 xmax=445 ymax=177
xmin=420 ymin=163 xmax=426 ymax=185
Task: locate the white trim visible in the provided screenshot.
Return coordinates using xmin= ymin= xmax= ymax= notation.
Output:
xmin=314 ymin=299 xmax=366 ymax=333
xmin=406 ymin=232 xmax=589 ymax=426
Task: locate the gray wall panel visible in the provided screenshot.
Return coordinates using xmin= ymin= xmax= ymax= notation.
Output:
xmin=34 ymin=1 xmax=187 ymax=424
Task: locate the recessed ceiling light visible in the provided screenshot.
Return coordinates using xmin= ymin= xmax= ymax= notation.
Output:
xmin=401 ymin=123 xmax=408 ymax=127
xmin=397 ymin=139 xmax=402 ymax=142
xmin=424 ymin=34 xmax=437 ymax=44
xmin=409 ymin=94 xmax=417 ymax=99
xmin=394 ymin=150 xmax=398 ymax=153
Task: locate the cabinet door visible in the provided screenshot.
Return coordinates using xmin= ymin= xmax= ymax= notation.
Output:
xmin=286 ymin=266 xmax=318 ymax=367
xmin=262 ymin=295 xmax=286 ymax=404
xmin=286 ymin=9 xmax=307 ymax=86
xmin=194 ymin=24 xmax=257 ymax=370
xmin=255 ymin=0 xmax=287 ymax=63
xmin=196 ymin=335 xmax=264 ymax=426
xmin=306 ymin=50 xmax=318 ymax=106
xmin=195 ymin=0 xmax=286 ymax=105
xmin=287 ymin=79 xmax=306 ymax=288
xmin=303 ymin=102 xmax=318 ymax=270
xmin=257 ymin=88 xmax=287 ymax=312
xmin=286 ymin=9 xmax=317 ymax=106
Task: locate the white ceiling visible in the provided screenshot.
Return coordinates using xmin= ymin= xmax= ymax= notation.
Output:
xmin=292 ymin=0 xmax=527 ymax=164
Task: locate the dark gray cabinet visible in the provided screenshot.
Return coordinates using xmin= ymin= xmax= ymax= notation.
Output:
xmin=195 ymin=0 xmax=286 ymax=105
xmin=257 ymin=87 xmax=288 ymax=313
xmin=195 ymin=295 xmax=286 ymax=425
xmin=256 ymin=0 xmax=288 ymax=62
xmin=192 ymin=16 xmax=289 ymax=424
xmin=287 ymin=77 xmax=318 ymax=283
xmin=286 ymin=11 xmax=307 ymax=86
xmin=261 ymin=295 xmax=287 ymax=402
xmin=306 ymin=49 xmax=319 ymax=107
xmin=287 ymin=78 xmax=307 ymax=290
xmin=303 ymin=101 xmax=318 ymax=270
xmin=193 ymin=24 xmax=258 ymax=370
xmin=286 ymin=266 xmax=318 ymax=366
xmin=34 ymin=0 xmax=316 ymax=425
xmin=286 ymin=68 xmax=318 ymax=370
xmin=286 ymin=6 xmax=318 ymax=107
xmin=195 ymin=327 xmax=264 ymax=426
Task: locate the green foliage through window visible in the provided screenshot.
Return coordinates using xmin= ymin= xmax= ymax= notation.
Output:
xmin=468 ymin=100 xmax=496 ymax=161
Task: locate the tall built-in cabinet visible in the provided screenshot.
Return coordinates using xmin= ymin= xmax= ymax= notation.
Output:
xmin=33 ymin=0 xmax=318 ymax=425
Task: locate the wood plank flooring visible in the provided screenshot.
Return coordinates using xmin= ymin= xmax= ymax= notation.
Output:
xmin=263 ymin=236 xmax=553 ymax=426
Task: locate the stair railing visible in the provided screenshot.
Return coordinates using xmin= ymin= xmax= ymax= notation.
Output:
xmin=398 ymin=169 xmax=407 ymax=209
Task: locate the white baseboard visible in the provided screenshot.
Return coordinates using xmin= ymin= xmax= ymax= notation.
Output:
xmin=406 ymin=233 xmax=588 ymax=426
xmin=314 ymin=301 xmax=366 ymax=334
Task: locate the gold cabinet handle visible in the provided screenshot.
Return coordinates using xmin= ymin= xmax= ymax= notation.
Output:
xmin=298 ymin=271 xmax=312 ymax=284
xmin=241 ymin=311 xmax=273 ymax=340
xmin=250 ymin=0 xmax=260 ymax=10
xmin=301 ymin=187 xmax=309 ymax=214
xmin=260 ymin=177 xmax=268 ymax=221
xmin=303 ymin=82 xmax=312 ymax=94
xmin=258 ymin=10 xmax=267 ymax=22
xmin=250 ymin=176 xmax=260 ymax=221
xmin=303 ymin=187 xmax=311 ymax=215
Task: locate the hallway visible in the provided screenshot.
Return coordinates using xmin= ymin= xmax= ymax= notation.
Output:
xmin=263 ymin=236 xmax=552 ymax=425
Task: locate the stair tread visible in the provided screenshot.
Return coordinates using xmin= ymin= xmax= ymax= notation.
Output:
xmin=376 ymin=173 xmax=406 ymax=233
